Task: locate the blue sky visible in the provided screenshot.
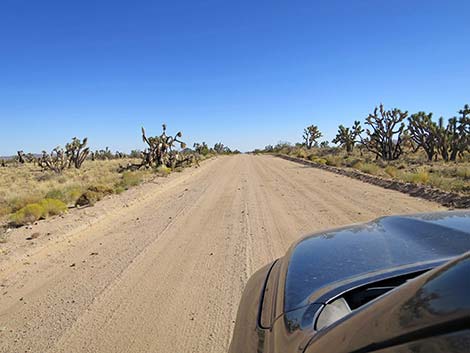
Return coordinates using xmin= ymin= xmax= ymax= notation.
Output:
xmin=1 ymin=0 xmax=469 ymax=154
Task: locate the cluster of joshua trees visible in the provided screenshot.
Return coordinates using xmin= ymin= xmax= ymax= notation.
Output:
xmin=302 ymin=103 xmax=470 ymax=161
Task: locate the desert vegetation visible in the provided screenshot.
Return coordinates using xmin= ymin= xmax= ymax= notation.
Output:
xmin=0 ymin=124 xmax=236 ymax=227
xmin=256 ymin=103 xmax=470 ymax=196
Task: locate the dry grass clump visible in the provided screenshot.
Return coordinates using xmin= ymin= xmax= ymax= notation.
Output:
xmin=384 ymin=166 xmax=398 ymax=178
xmin=325 ymin=156 xmax=342 ymax=167
xmin=402 ymin=169 xmax=430 ymax=185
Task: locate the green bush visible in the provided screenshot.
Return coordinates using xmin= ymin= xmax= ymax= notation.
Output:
xmin=10 ymin=198 xmax=68 ymax=226
xmin=39 ymin=198 xmax=67 ymax=217
xmin=10 ymin=203 xmax=45 ymax=226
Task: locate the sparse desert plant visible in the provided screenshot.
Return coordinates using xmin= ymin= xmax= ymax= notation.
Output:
xmin=351 ymin=160 xmax=363 ymax=170
xmin=118 ymin=172 xmax=144 ymax=189
xmin=325 ymin=155 xmax=341 ymax=167
xmin=310 ymin=156 xmax=327 ymax=164
xmin=156 ymin=165 xmax=171 ymax=176
xmin=403 ymin=169 xmax=430 ymax=184
xmin=455 ymin=167 xmax=470 ymax=180
xmin=358 ymin=163 xmax=380 ymax=175
xmin=384 ymin=165 xmax=398 ymax=178
xmin=296 ymin=149 xmax=308 ymax=159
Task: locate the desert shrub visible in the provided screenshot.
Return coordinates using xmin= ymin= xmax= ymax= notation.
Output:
xmin=114 ymin=186 xmax=126 ymax=194
xmin=396 ymin=162 xmax=407 ymax=170
xmin=325 ymin=156 xmax=342 ymax=167
xmin=35 ymin=173 xmax=56 ymax=182
xmin=311 ymin=157 xmax=327 ymax=165
xmin=65 ymin=186 xmax=84 ymax=203
xmin=45 ymin=189 xmax=66 ymax=201
xmin=296 ymin=149 xmax=308 ymax=159
xmin=88 ymin=184 xmax=115 ymax=195
xmin=403 ymin=170 xmax=430 ymax=184
xmin=428 ymin=175 xmax=469 ymax=193
xmin=359 ymin=163 xmax=380 ymax=175
xmin=10 ymin=203 xmax=44 ymax=226
xmin=75 ymin=190 xmax=102 ymax=207
xmin=118 ymin=171 xmax=143 ymax=189
xmin=351 ymin=161 xmax=363 ymax=170
xmin=455 ymin=167 xmax=470 ymax=180
xmin=156 ymin=165 xmax=171 ymax=176
xmin=39 ymin=198 xmax=67 ymax=217
xmin=9 ymin=195 xmax=43 ymax=213
xmin=45 ymin=186 xmax=84 ymax=204
xmin=344 ymin=157 xmax=362 ymax=168
xmin=384 ymin=166 xmax=398 ymax=178
xmin=0 ymin=204 xmax=11 ymax=218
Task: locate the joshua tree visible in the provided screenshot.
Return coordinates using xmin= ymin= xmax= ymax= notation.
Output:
xmin=193 ymin=142 xmax=209 ymax=156
xmin=435 ymin=106 xmax=470 ymax=161
xmin=362 ymin=104 xmax=407 ymax=160
xmin=65 ymin=137 xmax=89 ymax=168
xmin=38 ymin=147 xmax=69 ymax=173
xmin=121 ymin=124 xmax=189 ymax=171
xmin=303 ymin=125 xmax=322 ymax=149
xmin=319 ymin=141 xmax=330 ymax=148
xmin=17 ymin=150 xmax=26 ymax=164
xmin=141 ymin=124 xmax=186 ymax=167
xmin=213 ymin=142 xmax=225 ymax=154
xmin=332 ymin=121 xmax=363 ymax=153
xmin=407 ymin=112 xmax=438 ymax=161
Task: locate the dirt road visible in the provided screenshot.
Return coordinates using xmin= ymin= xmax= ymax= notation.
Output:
xmin=0 ymin=154 xmax=444 ymax=353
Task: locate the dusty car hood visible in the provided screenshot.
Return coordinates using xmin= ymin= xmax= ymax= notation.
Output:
xmin=284 ymin=211 xmax=470 ymax=312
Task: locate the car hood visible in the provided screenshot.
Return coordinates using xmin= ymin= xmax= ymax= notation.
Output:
xmin=284 ymin=211 xmax=470 ymax=312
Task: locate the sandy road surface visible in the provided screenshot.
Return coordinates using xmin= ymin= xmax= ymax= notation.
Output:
xmin=0 ymin=154 xmax=444 ymax=353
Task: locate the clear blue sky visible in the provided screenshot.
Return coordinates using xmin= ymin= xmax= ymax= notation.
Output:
xmin=1 ymin=0 xmax=469 ymax=154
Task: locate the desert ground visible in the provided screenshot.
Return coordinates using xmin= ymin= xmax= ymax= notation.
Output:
xmin=0 ymin=154 xmax=444 ymax=353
